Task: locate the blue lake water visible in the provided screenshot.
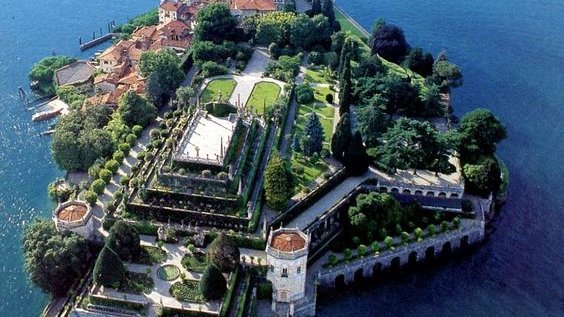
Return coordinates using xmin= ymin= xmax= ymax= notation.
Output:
xmin=0 ymin=0 xmax=562 ymax=316
xmin=0 ymin=1 xmax=154 ymax=315
xmin=317 ymin=0 xmax=564 ymax=316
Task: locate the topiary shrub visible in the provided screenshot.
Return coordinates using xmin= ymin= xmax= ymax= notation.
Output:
xmin=106 ymin=221 xmax=141 ymax=261
xmin=427 ymin=224 xmax=437 ymax=236
xmin=120 ymin=175 xmax=130 ymax=186
xmin=125 ymin=133 xmax=137 ymax=147
xmin=358 ymin=244 xmax=367 ymax=258
xmin=105 ymin=160 xmax=120 ymax=174
xmin=99 ymin=169 xmax=113 ymax=184
xmin=136 ymin=151 xmax=146 ymax=161
xmin=206 ymin=232 xmax=240 ymax=273
xmin=296 ymin=84 xmax=314 ymax=104
xmin=370 ymin=241 xmax=380 ymax=253
xmin=201 ymin=170 xmax=212 ymax=178
xmin=150 ymin=128 xmax=161 ymax=140
xmin=91 ymin=179 xmax=106 ymax=195
xmin=145 ymin=152 xmax=154 ymax=162
xmin=325 ymin=93 xmax=334 ymax=104
xmin=132 ymin=125 xmax=143 ymax=137
xmin=118 ymin=143 xmax=131 ymax=155
xmin=113 ymin=150 xmax=125 ymax=163
xmin=198 ymin=263 xmax=226 ymax=300
xmin=83 ymin=190 xmax=97 ymax=205
xmin=217 ymin=172 xmax=228 ymax=180
xmin=308 ymin=51 xmax=324 ymax=65
xmin=93 ymin=246 xmax=125 ymax=287
xmin=205 ymin=102 xmax=237 ymax=117
xmin=178 ymin=168 xmax=187 ymax=175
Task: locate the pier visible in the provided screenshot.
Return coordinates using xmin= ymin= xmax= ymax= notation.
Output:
xmin=80 ymin=33 xmax=115 ymax=51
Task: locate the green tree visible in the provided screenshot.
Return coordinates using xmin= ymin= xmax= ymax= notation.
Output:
xmin=290 ymin=14 xmax=316 ymax=49
xmin=338 ymin=81 xmax=351 ymax=115
xmin=145 ymin=72 xmax=164 ymax=106
xmin=402 ymin=48 xmax=434 ymax=77
xmin=264 ymin=153 xmax=296 ymax=211
xmin=322 ymin=0 xmax=336 ymax=26
xmin=368 ymin=21 xmax=409 ymax=63
xmin=83 ymin=190 xmax=97 ymax=205
xmin=118 ymin=91 xmax=157 ymax=127
xmin=302 ymin=113 xmax=324 ymax=156
xmin=78 ymin=128 xmax=114 ymax=170
xmin=93 ymin=246 xmax=125 ymax=287
xmin=463 ymin=157 xmax=502 ymax=196
xmin=206 ymin=232 xmax=240 ymax=273
xmin=431 ymin=52 xmax=463 ymax=89
xmin=347 ymin=192 xmax=402 ymax=242
xmin=106 ymin=221 xmax=141 ymax=262
xmin=176 ymin=86 xmax=195 ymax=107
xmin=199 ymin=263 xmax=227 ymax=300
xmin=459 ymin=108 xmax=507 ymax=159
xmin=356 ymin=101 xmax=388 ymax=147
xmin=22 ymin=219 xmax=89 ymax=295
xmin=331 ymin=113 xmax=352 ymax=161
xmin=139 ymin=49 xmax=184 ymax=94
xmin=311 ymin=0 xmax=322 ymax=15
xmin=194 ymin=3 xmax=238 ymax=43
xmin=343 ymin=131 xmax=369 ymax=176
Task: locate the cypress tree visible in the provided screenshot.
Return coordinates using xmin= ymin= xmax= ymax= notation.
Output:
xmin=311 ymin=0 xmax=322 ymax=15
xmin=93 ymin=246 xmax=125 ymax=287
xmin=206 ymin=232 xmax=240 ymax=273
xmin=331 ymin=113 xmax=352 ymax=161
xmin=322 ymin=0 xmax=336 ymax=26
xmin=339 ymin=82 xmax=351 ymax=115
xmin=344 ymin=131 xmax=369 ymax=176
xmin=264 ymin=153 xmax=296 ymax=211
xmin=199 ymin=263 xmax=227 ymax=300
xmin=302 ymin=113 xmax=324 ymax=156
xmin=106 ymin=220 xmax=141 ymax=262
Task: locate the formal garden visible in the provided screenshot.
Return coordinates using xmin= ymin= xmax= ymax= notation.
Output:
xmin=200 ymin=78 xmax=237 ymax=104
xmin=245 ymin=81 xmax=282 ymax=115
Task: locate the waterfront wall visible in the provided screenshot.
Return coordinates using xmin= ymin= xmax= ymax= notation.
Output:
xmin=316 ymin=224 xmax=484 ymax=288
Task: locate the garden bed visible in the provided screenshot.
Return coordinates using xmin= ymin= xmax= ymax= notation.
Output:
xmin=181 ymin=252 xmax=207 ymax=273
xmin=117 ymin=271 xmax=154 ymax=295
xmin=201 ymin=79 xmax=237 ymax=104
xmin=170 ymin=280 xmax=204 ymax=303
xmin=245 ymin=82 xmax=281 ymax=115
xmin=132 ymin=245 xmax=166 ymax=265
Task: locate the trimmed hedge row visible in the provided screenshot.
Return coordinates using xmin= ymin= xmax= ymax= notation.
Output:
xmin=220 ymin=268 xmax=240 ymax=317
xmin=204 ymin=232 xmax=266 ymax=250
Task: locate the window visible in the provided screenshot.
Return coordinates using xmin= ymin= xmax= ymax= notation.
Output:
xmin=270 ymin=265 xmax=274 ymax=272
xmin=297 ymin=266 xmax=301 ymax=274
xmin=281 ymin=267 xmax=288 ymax=277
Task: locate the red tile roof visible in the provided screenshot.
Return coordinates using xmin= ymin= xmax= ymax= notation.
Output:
xmin=231 ymin=0 xmax=276 ymax=11
xmin=270 ymin=231 xmax=306 ymax=252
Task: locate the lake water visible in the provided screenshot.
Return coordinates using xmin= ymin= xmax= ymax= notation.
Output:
xmin=317 ymin=0 xmax=564 ymax=316
xmin=0 ymin=0 xmax=562 ymax=316
xmin=0 ymin=1 xmax=154 ymax=315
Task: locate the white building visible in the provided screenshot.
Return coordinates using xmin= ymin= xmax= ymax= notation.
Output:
xmin=266 ymin=228 xmax=312 ymax=316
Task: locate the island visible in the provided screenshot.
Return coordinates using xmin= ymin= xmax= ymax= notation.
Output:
xmin=23 ymin=1 xmax=508 ymax=317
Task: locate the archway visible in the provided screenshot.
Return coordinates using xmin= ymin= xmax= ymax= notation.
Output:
xmin=391 ymin=188 xmax=400 ymax=193
xmin=426 ymin=191 xmax=435 ymax=197
xmin=460 ymin=235 xmax=469 ymax=249
xmin=408 ymin=251 xmax=418 ymax=266
xmin=391 ymin=257 xmax=401 ymax=272
xmin=425 ymin=246 xmax=435 ymax=262
xmin=438 ymin=192 xmax=447 ymax=198
xmin=414 ymin=190 xmax=423 ymax=196
xmin=372 ymin=263 xmax=382 ymax=279
xmin=402 ymin=189 xmax=412 ymax=194
xmin=441 ymin=241 xmax=452 ymax=256
xmin=379 ymin=186 xmax=388 ymax=193
xmin=450 ymin=193 xmax=459 ymax=198
xmin=335 ymin=274 xmax=346 ymax=288
xmin=354 ymin=268 xmax=364 ymax=283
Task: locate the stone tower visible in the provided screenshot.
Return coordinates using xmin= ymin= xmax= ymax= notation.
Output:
xmin=266 ymin=227 xmax=313 ymax=316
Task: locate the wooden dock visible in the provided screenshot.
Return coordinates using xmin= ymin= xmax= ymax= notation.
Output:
xmin=80 ymin=33 xmax=115 ymax=51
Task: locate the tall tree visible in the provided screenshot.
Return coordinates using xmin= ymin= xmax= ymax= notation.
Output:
xmin=145 ymin=72 xmax=164 ymax=106
xmin=458 ymin=108 xmax=507 ymax=160
xmin=139 ymin=49 xmax=184 ymax=95
xmin=322 ymin=0 xmax=336 ymax=26
xmin=331 ymin=113 xmax=352 ymax=161
xmin=206 ymin=232 xmax=240 ymax=273
xmin=368 ymin=21 xmax=410 ymax=63
xmin=93 ymin=246 xmax=125 ymax=287
xmin=118 ymin=91 xmax=157 ymax=127
xmin=356 ymin=101 xmax=388 ymax=147
xmin=106 ymin=221 xmax=141 ymax=262
xmin=264 ymin=153 xmax=296 ymax=211
xmin=403 ymin=47 xmax=434 ymax=77
xmin=194 ymin=3 xmax=238 ymax=43
xmin=290 ymin=14 xmax=316 ymax=49
xmin=311 ymin=0 xmax=322 ymax=15
xmin=343 ymin=131 xmax=369 ymax=175
xmin=176 ymin=86 xmax=195 ymax=108
xmin=347 ymin=192 xmax=402 ymax=242
xmin=302 ymin=113 xmax=324 ymax=156
xmin=22 ymin=220 xmax=89 ymax=296
xmin=463 ymin=157 xmax=502 ymax=196
xmin=199 ymin=264 xmax=227 ymax=300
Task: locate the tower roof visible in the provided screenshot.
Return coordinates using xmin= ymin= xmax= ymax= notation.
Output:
xmin=269 ymin=228 xmax=307 ymax=252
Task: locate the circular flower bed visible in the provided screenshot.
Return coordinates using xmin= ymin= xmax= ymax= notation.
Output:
xmin=157 ymin=264 xmax=180 ymax=281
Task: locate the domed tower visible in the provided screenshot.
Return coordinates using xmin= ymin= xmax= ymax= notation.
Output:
xmin=52 ymin=200 xmax=95 ymax=239
xmin=266 ymin=227 xmax=310 ymax=315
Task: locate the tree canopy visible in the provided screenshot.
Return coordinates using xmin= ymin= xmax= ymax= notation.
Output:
xmin=463 ymin=157 xmax=502 ymax=196
xmin=301 ymin=113 xmax=324 ymax=156
xmin=368 ymin=22 xmax=409 ymax=63
xmin=106 ymin=221 xmax=140 ymax=262
xmin=194 ymin=3 xmax=238 ymax=43
xmin=118 ymin=91 xmax=157 ymax=127
xmin=206 ymin=232 xmax=240 ymax=273
xmin=199 ymin=263 xmax=227 ymax=300
xmin=347 ymin=192 xmax=403 ymax=242
xmin=139 ymin=49 xmax=184 ymax=96
xmin=403 ymin=47 xmax=434 ymax=77
xmin=93 ymin=246 xmax=125 ymax=287
xmin=264 ymin=153 xmax=296 ymax=211
xmin=22 ymin=219 xmax=89 ymax=295
xmin=331 ymin=112 xmax=352 ymax=161
xmin=356 ymin=100 xmax=388 ymax=148
xmin=343 ymin=131 xmax=369 ymax=176
xmin=458 ymin=108 xmax=507 ymax=160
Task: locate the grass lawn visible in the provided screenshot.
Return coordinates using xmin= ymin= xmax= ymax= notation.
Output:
xmin=296 ymin=105 xmax=334 ymax=143
xmin=335 ymin=7 xmax=368 ymax=40
xmin=305 ymin=67 xmax=328 ymax=84
xmin=313 ymin=85 xmax=334 ymax=105
xmin=181 ymin=252 xmax=207 ymax=273
xmin=291 ymin=153 xmax=329 ymax=191
xmin=201 ymin=79 xmax=237 ymax=104
xmin=117 ymin=272 xmax=154 ymax=295
xmin=245 ymin=81 xmax=281 ymax=115
xmin=132 ymin=246 xmax=166 ymax=265
xmin=170 ymin=280 xmax=204 ymax=303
